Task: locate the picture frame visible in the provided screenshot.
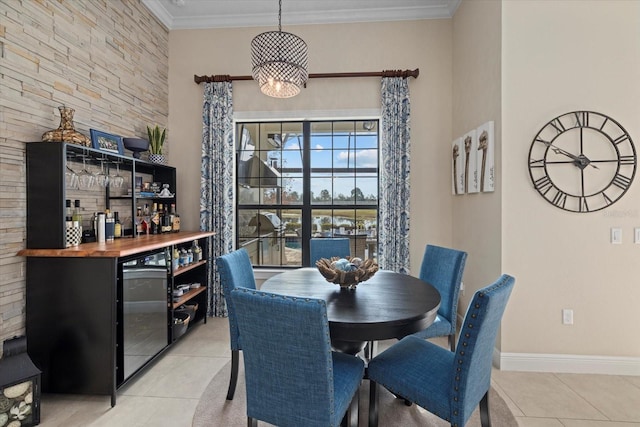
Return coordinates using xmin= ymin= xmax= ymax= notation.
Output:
xmin=476 ymin=121 xmax=495 ymax=192
xmin=452 ymin=137 xmax=464 ymax=195
xmin=90 ymin=129 xmax=124 ymax=155
xmin=462 ymin=129 xmax=479 ymax=194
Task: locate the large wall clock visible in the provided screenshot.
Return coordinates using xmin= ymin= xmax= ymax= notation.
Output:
xmin=528 ymin=111 xmax=637 ymax=213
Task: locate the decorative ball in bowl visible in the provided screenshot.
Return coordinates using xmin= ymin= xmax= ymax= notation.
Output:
xmin=316 ymin=257 xmax=379 ymax=290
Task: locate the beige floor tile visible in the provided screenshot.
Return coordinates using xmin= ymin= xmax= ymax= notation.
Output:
xmin=559 ymin=420 xmax=640 ymax=427
xmin=40 ymin=394 xmax=114 ymax=427
xmin=492 ymin=376 xmax=525 ymax=417
xmin=120 ymin=354 xmax=228 ymax=399
xmin=168 ymin=328 xmax=231 ymax=358
xmin=515 ymin=417 xmax=564 ymax=427
xmin=623 ymin=375 xmax=640 ymax=389
xmin=491 ymin=371 xmax=606 ymax=420
xmin=86 ymin=395 xmax=197 ymax=427
xmin=555 ymin=373 xmax=640 ymax=423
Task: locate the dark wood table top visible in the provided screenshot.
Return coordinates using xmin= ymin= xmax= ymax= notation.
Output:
xmin=261 ymin=268 xmax=441 ymax=352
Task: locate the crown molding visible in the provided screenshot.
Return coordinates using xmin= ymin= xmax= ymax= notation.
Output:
xmin=142 ymin=0 xmax=462 ymax=31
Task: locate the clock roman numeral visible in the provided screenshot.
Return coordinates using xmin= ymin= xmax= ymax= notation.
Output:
xmin=579 ymin=196 xmax=590 ymax=212
xmin=602 ymin=192 xmax=613 ymax=206
xmin=529 ymin=158 xmax=545 ymax=168
xmin=574 ymin=111 xmax=589 ymax=127
xmin=552 ymin=191 xmax=567 ymax=208
xmin=620 ymin=155 xmax=636 ymax=165
xmin=549 ymin=118 xmax=566 ymax=134
xmin=534 ymin=175 xmax=553 ymax=194
xmin=599 ymin=117 xmax=609 ymax=131
xmin=613 ymin=133 xmax=630 ymax=145
xmin=612 ymin=173 xmax=632 ymax=190
xmin=535 ymin=137 xmax=550 ymax=146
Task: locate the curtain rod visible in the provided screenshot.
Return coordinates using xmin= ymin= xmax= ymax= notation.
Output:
xmin=193 ymin=68 xmax=419 ymax=84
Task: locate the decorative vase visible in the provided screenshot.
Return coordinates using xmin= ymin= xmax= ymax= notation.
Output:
xmin=148 ymin=154 xmax=166 ymax=164
xmin=42 ymin=106 xmax=91 ymax=147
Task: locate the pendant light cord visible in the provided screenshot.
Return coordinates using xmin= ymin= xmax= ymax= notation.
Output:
xmin=278 ymin=0 xmax=282 ymax=32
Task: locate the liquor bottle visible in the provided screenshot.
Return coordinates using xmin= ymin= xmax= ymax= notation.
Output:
xmin=105 ymin=209 xmax=115 ymax=241
xmin=114 ymin=211 xmax=122 ymax=238
xmin=168 ymin=203 xmax=175 ymax=231
xmin=161 ymin=203 xmax=172 ymax=233
xmin=65 ymin=199 xmax=73 ymax=229
xmin=72 ymin=199 xmax=82 ymax=232
xmin=171 ymin=203 xmax=180 ymax=233
xmin=150 ymin=203 xmax=160 ymax=234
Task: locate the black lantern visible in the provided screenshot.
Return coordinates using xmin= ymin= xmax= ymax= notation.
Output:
xmin=0 ymin=336 xmax=41 ymax=426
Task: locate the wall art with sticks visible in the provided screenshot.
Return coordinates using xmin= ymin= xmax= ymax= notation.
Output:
xmin=476 ymin=121 xmax=495 ymax=192
xmin=463 ymin=129 xmax=479 ymax=194
xmin=452 ymin=137 xmax=464 ymax=195
xmin=451 ymin=121 xmax=495 ymax=195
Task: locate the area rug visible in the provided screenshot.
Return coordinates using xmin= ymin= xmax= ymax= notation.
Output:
xmin=192 ymin=361 xmax=517 ymax=426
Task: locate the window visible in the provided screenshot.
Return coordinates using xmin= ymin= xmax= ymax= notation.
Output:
xmin=236 ymin=120 xmax=379 ymax=267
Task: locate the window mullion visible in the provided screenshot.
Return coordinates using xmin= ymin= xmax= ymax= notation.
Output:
xmin=301 ymin=121 xmax=312 ymax=266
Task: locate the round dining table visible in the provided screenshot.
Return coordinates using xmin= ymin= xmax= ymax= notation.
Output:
xmin=261 ymin=267 xmax=441 ymax=354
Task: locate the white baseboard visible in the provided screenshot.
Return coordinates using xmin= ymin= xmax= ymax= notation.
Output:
xmin=493 ymin=348 xmax=640 ymax=376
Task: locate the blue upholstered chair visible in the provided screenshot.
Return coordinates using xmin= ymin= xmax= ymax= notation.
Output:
xmin=215 ymin=248 xmax=256 ymax=400
xmin=310 ymin=237 xmax=351 ymax=266
xmin=367 ymin=274 xmax=515 ymax=427
xmin=232 ymin=287 xmax=365 ymax=427
xmin=412 ymin=244 xmax=467 ymax=351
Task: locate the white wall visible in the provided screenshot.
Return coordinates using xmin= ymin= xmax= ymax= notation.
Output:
xmin=501 ymin=1 xmax=640 ymax=365
xmin=451 ymin=0 xmax=503 ymax=346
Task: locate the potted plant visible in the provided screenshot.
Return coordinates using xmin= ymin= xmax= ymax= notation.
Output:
xmin=147 ymin=125 xmax=166 ymax=164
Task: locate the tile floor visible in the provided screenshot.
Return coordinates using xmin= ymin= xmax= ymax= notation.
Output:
xmin=37 ymin=317 xmax=640 ymax=426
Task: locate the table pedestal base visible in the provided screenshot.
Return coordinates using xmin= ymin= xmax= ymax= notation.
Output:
xmin=331 ymin=339 xmax=366 ymax=355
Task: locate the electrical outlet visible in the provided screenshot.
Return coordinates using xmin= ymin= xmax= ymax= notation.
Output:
xmin=635 ymin=228 xmax=640 ymax=244
xmin=562 ymin=309 xmax=573 ymax=325
xmin=611 ymin=227 xmax=622 ymax=244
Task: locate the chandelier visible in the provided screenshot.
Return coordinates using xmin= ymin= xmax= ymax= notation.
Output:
xmin=251 ymin=0 xmax=308 ymax=98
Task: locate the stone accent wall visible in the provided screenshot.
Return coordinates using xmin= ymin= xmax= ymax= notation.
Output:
xmin=0 ymin=0 xmax=169 ymax=353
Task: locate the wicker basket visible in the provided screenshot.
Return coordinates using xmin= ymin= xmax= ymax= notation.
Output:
xmin=316 ymin=257 xmax=379 ymax=289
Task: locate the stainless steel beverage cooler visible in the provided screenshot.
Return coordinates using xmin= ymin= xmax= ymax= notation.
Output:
xmin=118 ymin=250 xmax=169 ymax=381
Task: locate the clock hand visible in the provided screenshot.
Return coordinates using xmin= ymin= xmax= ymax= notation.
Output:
xmin=540 ymin=141 xmax=599 ymax=169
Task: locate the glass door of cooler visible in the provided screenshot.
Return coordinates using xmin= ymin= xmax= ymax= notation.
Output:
xmin=119 ymin=250 xmax=169 ymax=381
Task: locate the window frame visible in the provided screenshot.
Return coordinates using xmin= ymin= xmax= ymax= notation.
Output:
xmin=235 ymin=119 xmax=380 ymax=268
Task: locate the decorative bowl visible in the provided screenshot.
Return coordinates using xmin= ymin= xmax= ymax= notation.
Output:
xmin=123 ymin=137 xmax=149 ymax=158
xmin=316 ymin=257 xmax=379 ymax=290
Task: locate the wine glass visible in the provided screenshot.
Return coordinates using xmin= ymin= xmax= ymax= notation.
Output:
xmin=65 ymin=165 xmax=79 ymax=189
xmin=109 ymin=162 xmax=125 ymax=189
xmin=77 ymin=154 xmax=95 ymax=189
xmin=95 ymin=160 xmax=110 ymax=188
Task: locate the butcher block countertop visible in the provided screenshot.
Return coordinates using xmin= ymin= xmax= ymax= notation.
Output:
xmin=18 ymin=231 xmax=215 ymax=258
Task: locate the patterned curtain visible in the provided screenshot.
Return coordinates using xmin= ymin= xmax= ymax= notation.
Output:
xmin=378 ymin=77 xmax=411 ymax=274
xmin=200 ymin=81 xmax=234 ymax=316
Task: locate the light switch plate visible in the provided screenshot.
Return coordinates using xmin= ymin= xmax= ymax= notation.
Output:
xmin=611 ymin=227 xmax=622 ymax=244
xmin=635 ymin=228 xmax=640 ymax=244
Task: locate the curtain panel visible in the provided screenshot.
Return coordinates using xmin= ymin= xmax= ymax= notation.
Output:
xmin=379 ymin=77 xmax=411 ymax=274
xmin=200 ymin=81 xmax=234 ymax=316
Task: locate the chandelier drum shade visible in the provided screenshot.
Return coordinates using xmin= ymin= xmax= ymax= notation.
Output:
xmin=251 ymin=0 xmax=308 ymax=98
